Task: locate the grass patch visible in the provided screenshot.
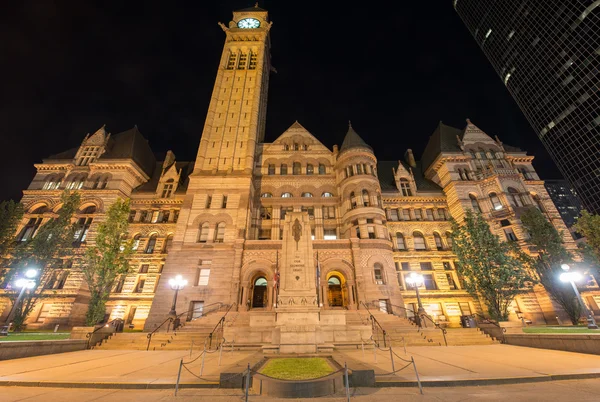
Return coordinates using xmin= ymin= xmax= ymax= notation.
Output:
xmin=260 ymin=358 xmax=334 ymax=380
xmin=523 ymin=326 xmax=600 ymax=334
xmin=0 ymin=333 xmax=71 ymax=342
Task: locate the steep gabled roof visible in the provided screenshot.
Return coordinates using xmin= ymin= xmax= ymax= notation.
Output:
xmin=340 ymin=123 xmax=372 ymax=152
xmin=421 ymin=121 xmax=464 ymax=171
xmin=99 ymin=126 xmax=156 ymax=176
xmin=377 ymin=160 xmax=443 ymax=194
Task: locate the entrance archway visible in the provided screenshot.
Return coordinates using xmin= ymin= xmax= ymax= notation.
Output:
xmin=326 ymin=271 xmax=348 ymax=308
xmin=251 ymin=276 xmax=268 ymax=308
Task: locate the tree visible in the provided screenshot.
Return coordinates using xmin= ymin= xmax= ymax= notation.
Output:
xmin=520 ymin=207 xmax=581 ymax=325
xmin=574 ymin=210 xmax=600 ymax=281
xmin=7 ymin=191 xmax=80 ymax=331
xmin=81 ymin=199 xmax=133 ymax=326
xmin=451 ymin=210 xmax=534 ymax=321
xmin=0 ymin=200 xmax=24 ymax=258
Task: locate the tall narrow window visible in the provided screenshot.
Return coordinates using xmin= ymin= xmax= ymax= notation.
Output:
xmin=433 ymin=232 xmax=444 ymax=250
xmin=226 ymin=52 xmax=237 ymax=69
xmin=413 ymin=232 xmax=426 ymax=250
xmin=390 ymin=209 xmax=399 ymax=221
xmin=73 ymin=218 xmax=93 ymax=245
xmin=306 ymin=164 xmax=314 ymax=175
xmin=374 ymin=263 xmax=385 ymax=284
xmin=197 ymin=269 xmax=211 ymax=286
xmin=489 ymin=192 xmax=503 ymax=210
xmin=367 ymin=226 xmax=376 ymax=239
xmin=445 ymin=232 xmax=453 ymax=249
xmin=533 ymin=194 xmax=545 ymax=212
xmin=402 ymin=209 xmax=411 ymax=220
xmin=293 ymin=162 xmax=301 ymax=175
xmin=222 ymin=195 xmax=228 ymax=208
xmin=145 ymin=234 xmax=157 ymax=253
xmin=318 ymin=164 xmax=326 ymax=174
xmin=268 ymin=164 xmax=275 ymax=175
xmin=237 ymin=52 xmax=247 ymax=69
xmin=400 ymin=179 xmax=412 ymax=196
xmin=426 ymin=209 xmax=435 ymax=221
xmin=164 ymin=234 xmax=174 ymax=252
xmin=414 ymin=209 xmax=423 ymax=221
xmin=362 ymin=189 xmax=370 ymax=207
xmin=507 ymin=187 xmax=524 ymax=207
xmin=469 ymin=194 xmax=481 ymax=213
xmin=504 ymin=228 xmax=518 ymax=241
xmin=350 ymin=192 xmax=357 ymax=209
xmin=198 ymin=223 xmax=209 ymax=243
xmin=214 ymin=223 xmax=225 ymax=243
xmin=132 ymin=234 xmax=141 ymax=250
xmin=206 ymin=195 xmax=212 ymax=209
xmin=322 ymin=206 xmax=336 ymax=219
xmin=18 ymin=218 xmax=42 ymax=242
xmin=161 ymin=179 xmax=174 ymax=198
xmin=280 ymin=164 xmax=288 ymax=175
xmin=395 ymin=233 xmax=406 ymax=250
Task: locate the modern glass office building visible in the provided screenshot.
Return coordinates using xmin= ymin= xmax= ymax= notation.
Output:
xmin=454 ymin=0 xmax=600 ymax=213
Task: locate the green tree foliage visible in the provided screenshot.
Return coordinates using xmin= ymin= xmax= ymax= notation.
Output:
xmin=7 ymin=191 xmax=80 ymax=330
xmin=82 ymin=199 xmax=133 ymax=326
xmin=520 ymin=207 xmax=581 ymax=325
xmin=0 ymin=200 xmax=24 ymax=257
xmin=451 ymin=210 xmax=534 ymax=321
xmin=574 ymin=210 xmax=600 ymax=281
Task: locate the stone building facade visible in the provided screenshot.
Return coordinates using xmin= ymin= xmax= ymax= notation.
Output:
xmin=2 ymin=5 xmax=599 ymax=330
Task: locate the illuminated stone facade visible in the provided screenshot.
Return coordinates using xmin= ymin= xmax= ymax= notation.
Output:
xmin=2 ymin=6 xmax=599 ymax=330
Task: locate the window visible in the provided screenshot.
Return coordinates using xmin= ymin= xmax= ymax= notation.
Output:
xmin=504 ymin=228 xmax=518 ymax=241
xmin=161 ymin=211 xmax=171 ymax=223
xmin=43 ymin=176 xmax=62 ymax=190
xmin=302 ymin=206 xmax=315 ymax=218
xmin=132 ymin=234 xmax=141 ymax=250
xmin=161 ymin=179 xmax=174 ymax=198
xmin=362 ymin=189 xmax=370 ymax=207
xmin=324 ymin=228 xmax=337 ymax=240
xmin=402 ymin=209 xmax=411 ymax=221
xmin=67 ymin=175 xmax=86 ymax=190
xmin=36 ymin=304 xmax=52 ymax=323
xmin=395 ymin=233 xmax=406 ymax=250
xmin=350 ymin=192 xmax=357 ymax=209
xmin=322 ymin=206 xmax=335 ymax=219
xmin=281 ymin=192 xmax=293 ymax=198
xmin=489 ymin=192 xmax=503 ymax=210
xmin=423 ymin=274 xmax=437 ymax=290
xmin=113 ymin=275 xmax=125 ymax=293
xmin=139 ymin=264 xmax=149 ymax=274
xmin=293 ymin=162 xmax=301 ymax=175
xmin=280 ymin=207 xmax=292 ymax=220
xmin=367 ymin=226 xmax=376 ymax=239
xmin=268 ymin=164 xmax=275 ymax=175
xmin=374 ymin=263 xmax=385 ymax=284
xmin=533 ymin=194 xmax=545 ymax=212
xmin=18 ymin=218 xmax=42 ymax=242
xmin=145 ymin=234 xmax=157 ymax=253
xmin=470 ymin=194 xmax=481 ymax=213
xmin=206 ymin=195 xmax=212 ymax=209
xmin=77 ymin=146 xmax=100 ymax=166
xmin=164 ymin=235 xmax=173 ymax=252
xmin=258 ymin=229 xmax=271 ymax=240
xmin=301 ymin=192 xmax=313 ymax=198
xmin=346 ymin=166 xmax=354 ymax=177
xmin=222 ymin=195 xmax=228 ymax=208
xmin=420 ymin=262 xmax=433 ymax=271
xmin=197 ymin=269 xmax=210 ymax=286
xmin=73 ymin=218 xmax=93 ymax=244
xmin=318 ymin=164 xmax=326 ymax=174
xmin=437 ymin=208 xmax=447 ymax=220
xmin=433 ymin=233 xmax=444 ymax=250
xmin=443 ymin=261 xmax=452 ymax=270
xmin=413 ymin=232 xmax=426 ymax=250
xmin=356 ymin=164 xmax=363 ymax=175
xmin=507 ymin=187 xmax=524 ymax=207
xmin=134 ymin=277 xmax=146 ymax=293
xmin=426 ymin=209 xmax=435 ymax=221
xmin=322 ymin=192 xmax=333 ymax=197
xmin=306 ymin=164 xmax=314 ymax=175
xmin=400 ymin=179 xmax=412 ymax=196
xmin=414 ymin=209 xmax=423 ymax=221
xmin=280 ymin=164 xmax=288 ymax=175
xmin=190 ymin=301 xmax=204 ymax=320
xmin=390 ymin=209 xmax=399 ymax=221
xmin=260 ymin=206 xmax=272 ymax=220
xmin=445 ymin=232 xmax=453 ymax=249
xmin=214 ymin=223 xmax=225 ymax=243
xmin=446 ymin=273 xmax=457 ymax=290
xmin=293 ymin=143 xmax=299 ymax=151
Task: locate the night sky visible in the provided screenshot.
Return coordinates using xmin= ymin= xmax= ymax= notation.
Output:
xmin=0 ymin=1 xmax=562 ymax=202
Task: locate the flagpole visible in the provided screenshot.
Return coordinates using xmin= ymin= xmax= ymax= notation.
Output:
xmin=274 ymin=250 xmax=279 ymax=309
xmin=316 ymin=251 xmax=321 ymax=307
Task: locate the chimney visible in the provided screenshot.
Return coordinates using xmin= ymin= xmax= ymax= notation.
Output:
xmin=163 ymin=150 xmax=176 ymax=170
xmin=404 ymin=149 xmax=417 ymax=168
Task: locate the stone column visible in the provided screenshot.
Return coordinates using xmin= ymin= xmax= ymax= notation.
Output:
xmin=321 ymin=285 xmax=329 ymax=308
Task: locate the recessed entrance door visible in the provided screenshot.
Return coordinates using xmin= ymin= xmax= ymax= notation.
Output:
xmin=328 ymin=276 xmax=344 ymax=307
xmin=252 ymin=277 xmax=268 ymax=308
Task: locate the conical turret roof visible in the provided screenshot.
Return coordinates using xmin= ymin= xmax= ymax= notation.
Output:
xmin=340 ymin=122 xmax=372 ymax=152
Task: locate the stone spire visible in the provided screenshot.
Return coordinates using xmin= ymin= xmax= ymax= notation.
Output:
xmin=340 ymin=122 xmax=372 ymax=152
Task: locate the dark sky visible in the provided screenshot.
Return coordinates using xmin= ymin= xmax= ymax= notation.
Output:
xmin=0 ymin=1 xmax=562 ymax=202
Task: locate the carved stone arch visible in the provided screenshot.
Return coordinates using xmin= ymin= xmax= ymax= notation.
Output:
xmin=343 ymin=181 xmax=380 ymax=198
xmin=276 ymin=185 xmax=298 ymax=197
xmin=139 ymin=226 xmax=168 ymax=237
xmin=501 ymin=179 xmax=525 ymax=193
xmin=319 ymin=258 xmax=355 ymax=285
xmin=297 ymin=184 xmax=318 ymax=195
xmin=24 ymin=198 xmax=55 ymax=212
xmin=191 ymin=212 xmax=234 ymax=227
xmin=79 ymin=197 xmax=105 ymax=213
xmin=318 ymin=185 xmax=337 ymax=196
xmin=241 ymin=259 xmax=275 ymax=285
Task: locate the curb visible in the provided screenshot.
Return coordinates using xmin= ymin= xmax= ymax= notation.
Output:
xmin=376 ymin=372 xmax=600 ymax=387
xmin=0 ymin=381 xmax=218 ymax=390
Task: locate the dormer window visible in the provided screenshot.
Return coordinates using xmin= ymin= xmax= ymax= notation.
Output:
xmin=293 ymin=143 xmax=299 ymax=151
xmin=161 ymin=179 xmax=174 ymax=198
xmin=77 ymin=146 xmax=101 ymax=166
xmin=399 ymin=179 xmax=412 ymax=196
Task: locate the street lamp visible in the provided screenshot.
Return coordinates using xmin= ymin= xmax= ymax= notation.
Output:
xmin=559 ymin=264 xmax=598 ymax=330
xmin=1 ymin=269 xmax=38 ymax=335
xmin=167 ymin=275 xmax=187 ymax=317
xmin=405 ymin=272 xmax=426 ymax=316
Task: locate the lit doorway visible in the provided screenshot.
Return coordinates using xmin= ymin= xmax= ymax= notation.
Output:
xmin=326 ymin=271 xmax=348 ymax=308
xmin=251 ymin=277 xmax=268 ymax=308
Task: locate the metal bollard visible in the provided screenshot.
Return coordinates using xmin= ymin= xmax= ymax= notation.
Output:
xmin=200 ymin=350 xmax=206 ymax=376
xmin=411 ymin=356 xmax=423 ymax=395
xmin=389 ymin=345 xmax=395 ymax=373
xmin=175 ymin=358 xmax=183 ymax=396
xmin=361 ymin=341 xmax=365 ymax=358
xmin=218 ymin=343 xmax=223 ymax=366
xmin=344 ymin=362 xmax=350 ymax=402
xmin=245 ymin=363 xmax=250 ymax=402
xmin=373 ymin=343 xmax=377 ymax=363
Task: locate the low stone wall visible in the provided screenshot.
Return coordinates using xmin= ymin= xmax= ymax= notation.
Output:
xmin=504 ymin=333 xmax=600 ymax=355
xmin=0 ymin=339 xmax=87 ymax=360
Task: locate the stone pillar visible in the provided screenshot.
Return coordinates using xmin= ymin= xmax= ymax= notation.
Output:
xmin=321 ymin=285 xmax=329 ymax=308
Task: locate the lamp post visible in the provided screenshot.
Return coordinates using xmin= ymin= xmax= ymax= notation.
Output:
xmin=559 ymin=264 xmax=598 ymax=330
xmin=405 ymin=272 xmax=426 ymax=315
xmin=1 ymin=269 xmax=38 ymax=335
xmin=168 ymin=275 xmax=187 ymax=318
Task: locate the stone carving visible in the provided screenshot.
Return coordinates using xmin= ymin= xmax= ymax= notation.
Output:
xmin=292 ymin=218 xmax=302 ymax=250
xmin=301 ymin=297 xmax=307 ymax=306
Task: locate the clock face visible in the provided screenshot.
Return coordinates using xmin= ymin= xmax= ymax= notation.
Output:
xmin=237 ymin=18 xmax=260 ymax=29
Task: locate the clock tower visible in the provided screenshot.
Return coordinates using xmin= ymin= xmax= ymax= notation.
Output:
xmin=144 ymin=5 xmax=272 ymax=329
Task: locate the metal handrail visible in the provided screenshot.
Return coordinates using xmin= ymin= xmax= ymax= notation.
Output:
xmin=206 ymin=303 xmax=237 ymax=349
xmin=471 ymin=313 xmax=506 ymax=343
xmin=86 ymin=318 xmax=124 ymax=349
xmin=359 ymin=301 xmax=387 ymax=347
xmin=388 ymin=303 xmax=447 ymax=346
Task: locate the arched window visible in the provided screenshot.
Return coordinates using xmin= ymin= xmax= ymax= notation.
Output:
xmin=145 ymin=234 xmax=157 ymax=253
xmin=362 ymin=189 xmax=370 ymax=207
xmin=268 ymin=164 xmax=275 ymax=175
xmin=395 ymin=233 xmax=406 ymax=250
xmin=532 ymin=194 xmax=545 ymax=212
xmin=81 ymin=205 xmax=96 ymax=214
xmin=31 ymin=205 xmax=48 ymax=214
xmin=163 ymin=234 xmax=174 ymax=252
xmin=507 ymin=187 xmax=524 ymax=207
xmin=280 ymin=164 xmax=288 ymax=175
xmin=293 ymin=162 xmax=301 ymax=175
xmin=399 ymin=179 xmax=412 ymax=196
xmin=43 ymin=176 xmax=61 ymax=190
xmin=322 ymin=192 xmax=333 ymax=197
xmin=17 ymin=217 xmax=43 ymax=242
xmin=413 ymin=232 xmax=426 ymax=250
xmin=214 ymin=222 xmax=226 ymax=243
xmin=433 ymin=232 xmax=444 ymax=250
xmin=261 ymin=192 xmax=272 ymax=198
xmin=346 ymin=166 xmax=354 ymax=177
xmin=293 ymin=143 xmax=299 ymax=151
xmin=281 ymin=192 xmax=293 ymax=198
xmin=374 ymin=263 xmax=385 ymax=284
xmin=489 ymin=192 xmax=503 ymax=210
xmin=284 ymin=144 xmax=290 ymax=151
xmin=67 ymin=175 xmax=86 ymax=190
xmin=318 ymin=164 xmax=326 ymax=174
xmin=350 ymin=192 xmax=357 ymax=209
xmin=445 ymin=232 xmax=453 ymax=249
xmin=132 ymin=234 xmax=141 ymax=250
xmin=469 ymin=194 xmax=481 ymax=213
xmin=301 ymin=192 xmax=313 ymax=198
xmin=306 ymin=164 xmax=314 ymax=175
xmin=198 ymin=223 xmax=210 ymax=243
xmin=161 ymin=179 xmax=174 ymax=198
